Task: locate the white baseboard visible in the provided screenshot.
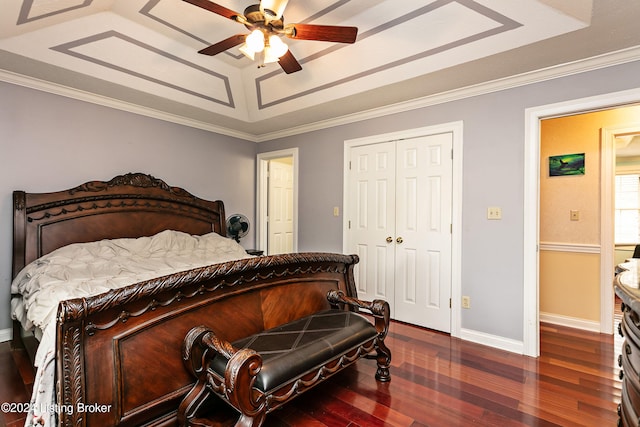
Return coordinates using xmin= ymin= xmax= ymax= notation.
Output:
xmin=540 ymin=312 xmax=600 ymax=332
xmin=459 ymin=328 xmax=524 ymax=355
xmin=459 ymin=313 xmax=601 ymax=356
xmin=0 ymin=328 xmax=12 ymax=343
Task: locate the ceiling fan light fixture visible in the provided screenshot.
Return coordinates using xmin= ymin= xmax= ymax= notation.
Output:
xmin=269 ymin=35 xmax=288 ymax=56
xmin=239 ymin=43 xmax=256 ymax=60
xmin=260 ymin=0 xmax=289 ymax=19
xmin=263 ymin=47 xmax=278 ymax=63
xmin=245 ymin=29 xmax=265 ymax=52
xmin=185 ymin=0 xmax=358 ymax=74
xmin=263 ymin=36 xmax=288 ymax=64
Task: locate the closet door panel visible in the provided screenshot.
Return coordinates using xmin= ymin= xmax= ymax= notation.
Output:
xmin=394 ymin=134 xmax=452 ymax=332
xmin=348 ymin=142 xmax=396 ymax=306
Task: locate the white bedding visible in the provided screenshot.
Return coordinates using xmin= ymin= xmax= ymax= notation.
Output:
xmin=11 ymin=229 xmax=252 ymax=426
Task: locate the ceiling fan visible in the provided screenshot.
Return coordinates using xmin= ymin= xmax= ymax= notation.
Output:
xmin=183 ymin=0 xmax=358 ymax=74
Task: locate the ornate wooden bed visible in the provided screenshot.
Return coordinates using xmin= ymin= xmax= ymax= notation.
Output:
xmin=10 ymin=173 xmax=363 ymax=427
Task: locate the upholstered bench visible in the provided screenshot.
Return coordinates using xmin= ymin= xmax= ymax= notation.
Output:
xmin=177 ymin=289 xmax=391 ymax=427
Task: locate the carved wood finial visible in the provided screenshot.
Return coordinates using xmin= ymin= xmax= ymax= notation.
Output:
xmin=13 ymin=191 xmax=26 ymax=211
xmin=68 ymin=173 xmax=192 ymax=198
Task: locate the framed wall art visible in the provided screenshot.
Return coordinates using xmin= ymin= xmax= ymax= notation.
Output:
xmin=549 ymin=153 xmax=585 ymax=176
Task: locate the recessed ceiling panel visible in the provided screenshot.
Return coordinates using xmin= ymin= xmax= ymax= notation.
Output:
xmin=6 ymin=0 xmax=639 ymax=141
xmin=0 ymin=10 xmax=249 ymax=119
xmin=249 ymin=0 xmax=589 ymax=119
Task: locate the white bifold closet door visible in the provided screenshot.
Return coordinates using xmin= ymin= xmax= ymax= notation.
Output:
xmin=346 ymin=132 xmax=453 ymax=332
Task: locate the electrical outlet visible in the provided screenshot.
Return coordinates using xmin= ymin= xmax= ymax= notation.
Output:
xmin=462 ymin=296 xmax=471 ymax=309
xmin=570 ymin=210 xmax=579 ymax=221
xmin=333 ymin=207 xmax=340 ymax=217
xmin=487 ymin=207 xmax=502 ymax=220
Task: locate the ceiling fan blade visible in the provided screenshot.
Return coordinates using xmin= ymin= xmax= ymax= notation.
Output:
xmin=183 ymin=0 xmax=240 ymax=21
xmin=285 ymin=23 xmax=358 ymax=44
xmin=198 ymin=34 xmax=246 ymax=56
xmin=278 ymin=50 xmax=302 ymax=74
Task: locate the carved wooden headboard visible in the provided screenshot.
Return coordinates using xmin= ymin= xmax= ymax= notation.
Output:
xmin=12 ymin=173 xmax=226 ymax=278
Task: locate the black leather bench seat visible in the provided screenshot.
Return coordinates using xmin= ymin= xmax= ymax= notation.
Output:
xmin=210 ymin=310 xmax=378 ymax=393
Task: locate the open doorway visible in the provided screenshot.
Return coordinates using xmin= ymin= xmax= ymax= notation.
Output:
xmin=525 ymin=89 xmax=640 ymax=357
xmin=538 ymin=111 xmax=640 ymax=338
xmin=612 ymin=130 xmax=640 ymax=264
xmin=256 ymin=148 xmax=299 ymax=255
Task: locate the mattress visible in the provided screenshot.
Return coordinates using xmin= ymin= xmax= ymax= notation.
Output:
xmin=11 ymin=229 xmax=253 ymax=426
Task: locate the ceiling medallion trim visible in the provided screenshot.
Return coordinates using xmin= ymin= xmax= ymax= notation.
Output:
xmin=50 ymin=30 xmax=235 ymax=108
xmin=255 ymin=0 xmax=521 ymax=110
xmin=17 ymin=0 xmax=93 ymax=25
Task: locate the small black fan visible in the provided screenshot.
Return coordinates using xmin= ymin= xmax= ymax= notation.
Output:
xmin=226 ymin=214 xmax=250 ymax=242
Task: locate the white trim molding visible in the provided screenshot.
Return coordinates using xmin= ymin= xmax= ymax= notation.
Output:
xmin=3 ymin=47 xmax=640 ymax=143
xmin=524 ymin=87 xmax=640 ymax=357
xmin=539 ymin=242 xmax=601 ymax=253
xmin=258 ymin=46 xmax=640 ymax=141
xmin=540 ymin=312 xmax=600 ymax=332
xmin=0 ymin=328 xmax=11 ymax=343
xmin=459 ymin=328 xmax=524 ymax=355
xmin=256 ymin=148 xmax=299 ymax=254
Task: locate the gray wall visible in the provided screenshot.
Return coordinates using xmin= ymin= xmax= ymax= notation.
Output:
xmin=0 ymin=82 xmax=257 ymax=333
xmin=257 ymin=59 xmax=640 ymax=342
xmin=4 ymin=59 xmax=640 ymax=344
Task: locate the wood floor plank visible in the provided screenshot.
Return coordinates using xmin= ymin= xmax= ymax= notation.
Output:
xmin=0 ymin=318 xmax=622 ymax=427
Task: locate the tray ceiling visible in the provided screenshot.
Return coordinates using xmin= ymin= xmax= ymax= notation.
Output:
xmin=2 ymin=0 xmax=640 ymax=141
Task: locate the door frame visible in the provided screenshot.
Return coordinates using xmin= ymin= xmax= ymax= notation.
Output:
xmin=342 ymin=121 xmax=464 ymax=337
xmin=256 ymin=148 xmax=299 ymax=254
xmin=602 ymin=123 xmax=640 ymax=322
xmin=524 ymin=87 xmax=640 ymax=357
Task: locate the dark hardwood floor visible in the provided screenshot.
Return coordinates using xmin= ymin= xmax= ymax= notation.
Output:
xmin=0 ymin=314 xmax=622 ymax=427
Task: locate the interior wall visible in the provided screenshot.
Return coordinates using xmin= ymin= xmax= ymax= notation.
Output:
xmin=4 ymin=59 xmax=640 ymax=350
xmin=257 ymin=59 xmax=640 ymax=345
xmin=0 ymin=81 xmax=257 ymax=333
xmin=539 ymin=105 xmax=640 ymax=325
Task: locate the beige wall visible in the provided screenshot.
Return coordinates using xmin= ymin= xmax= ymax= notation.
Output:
xmin=540 ymin=105 xmax=640 ymax=323
xmin=539 ymin=251 xmax=600 ymax=320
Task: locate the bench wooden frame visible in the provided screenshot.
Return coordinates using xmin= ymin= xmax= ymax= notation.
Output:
xmin=178 ymin=290 xmax=391 ymax=427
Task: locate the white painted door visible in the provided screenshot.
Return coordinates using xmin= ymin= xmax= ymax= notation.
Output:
xmin=346 ymin=133 xmax=453 ymax=332
xmin=348 ymin=142 xmax=397 ymax=304
xmin=268 ymin=158 xmax=294 ymax=255
xmin=394 ymin=134 xmax=452 ymax=332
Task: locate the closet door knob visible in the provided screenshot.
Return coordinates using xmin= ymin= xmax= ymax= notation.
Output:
xmin=386 ymin=237 xmax=393 ymax=243
xmin=396 ymin=237 xmax=403 ymax=244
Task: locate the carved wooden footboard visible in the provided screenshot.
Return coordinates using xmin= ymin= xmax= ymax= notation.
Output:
xmin=55 ymin=252 xmax=361 ymax=426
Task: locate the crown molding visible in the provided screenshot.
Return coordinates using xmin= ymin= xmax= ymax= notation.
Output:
xmin=258 ymin=45 xmax=640 ymax=142
xmin=0 ymin=69 xmax=260 ymax=142
xmin=2 ymin=45 xmax=640 ymax=143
